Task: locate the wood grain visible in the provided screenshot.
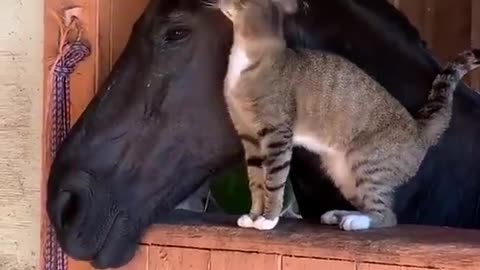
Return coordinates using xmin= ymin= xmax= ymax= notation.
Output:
xmin=283 ymin=256 xmax=355 ymax=270
xmin=149 ymin=246 xmax=210 ymax=270
xmin=357 ymin=263 xmax=432 ymax=270
xmin=144 ymin=211 xmax=480 ymax=270
xmin=210 ymin=251 xmax=281 ymax=270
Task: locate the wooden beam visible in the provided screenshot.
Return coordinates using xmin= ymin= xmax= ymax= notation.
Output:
xmin=143 ymin=211 xmax=480 ymax=270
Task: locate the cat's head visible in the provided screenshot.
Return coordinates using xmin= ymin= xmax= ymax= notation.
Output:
xmin=216 ymin=0 xmax=298 ymax=40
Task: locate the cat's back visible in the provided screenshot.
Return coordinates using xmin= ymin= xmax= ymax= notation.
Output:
xmin=289 ymin=48 xmax=418 ymax=143
xmin=291 ymin=49 xmax=381 ymax=92
xmin=291 ymin=48 xmax=412 ymax=115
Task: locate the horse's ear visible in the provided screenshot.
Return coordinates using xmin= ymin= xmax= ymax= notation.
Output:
xmin=272 ymin=0 xmax=298 ymax=15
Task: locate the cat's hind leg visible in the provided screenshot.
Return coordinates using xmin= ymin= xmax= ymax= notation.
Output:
xmin=334 ymin=174 xmax=397 ymax=231
xmin=321 ymin=210 xmax=363 ymax=225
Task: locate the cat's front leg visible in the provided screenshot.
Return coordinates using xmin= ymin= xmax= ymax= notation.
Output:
xmin=254 ymin=126 xmax=293 ymax=230
xmin=237 ymin=134 xmax=265 ymax=229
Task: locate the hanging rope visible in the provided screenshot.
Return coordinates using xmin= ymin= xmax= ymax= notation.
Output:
xmin=44 ymin=9 xmax=91 ymax=270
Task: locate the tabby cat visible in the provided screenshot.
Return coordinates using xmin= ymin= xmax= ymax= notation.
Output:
xmin=216 ymin=0 xmax=480 ymax=231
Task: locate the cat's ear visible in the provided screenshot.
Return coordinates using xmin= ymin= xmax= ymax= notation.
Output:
xmin=272 ymin=0 xmax=298 ymax=15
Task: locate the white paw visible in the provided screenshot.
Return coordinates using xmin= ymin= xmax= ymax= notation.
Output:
xmin=321 ymin=210 xmax=361 ymax=225
xmin=321 ymin=210 xmax=341 ymax=224
xmin=253 ymin=216 xmax=279 ymax=230
xmin=339 ymin=214 xmax=371 ymax=231
xmin=237 ymin=214 xmax=254 ymax=228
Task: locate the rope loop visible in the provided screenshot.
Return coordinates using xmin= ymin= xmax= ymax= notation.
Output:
xmin=45 ymin=40 xmax=91 ymax=270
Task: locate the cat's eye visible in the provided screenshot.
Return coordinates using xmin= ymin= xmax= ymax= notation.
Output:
xmin=164 ymin=27 xmax=191 ymax=43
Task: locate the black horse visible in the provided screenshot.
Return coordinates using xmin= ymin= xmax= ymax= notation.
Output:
xmin=47 ymin=0 xmax=480 ymax=268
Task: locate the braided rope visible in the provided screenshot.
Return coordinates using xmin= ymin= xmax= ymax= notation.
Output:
xmin=44 ymin=41 xmax=91 ymax=270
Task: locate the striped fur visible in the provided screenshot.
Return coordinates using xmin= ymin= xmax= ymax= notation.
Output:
xmin=220 ymin=0 xmax=480 ymax=231
xmin=417 ymin=49 xmax=480 ymax=145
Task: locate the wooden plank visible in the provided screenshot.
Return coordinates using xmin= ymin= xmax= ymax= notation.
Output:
xmin=283 ymin=256 xmax=354 ymax=270
xmin=210 ymin=251 xmax=281 ymax=270
xmin=149 ymin=246 xmax=210 ymax=270
xmin=143 ymin=211 xmax=480 ymax=270
xmin=427 ymin=0 xmax=471 ymax=63
xmin=357 ymin=263 xmax=431 ymax=270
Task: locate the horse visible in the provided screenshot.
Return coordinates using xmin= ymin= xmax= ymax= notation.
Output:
xmin=46 ymin=0 xmax=480 ymax=268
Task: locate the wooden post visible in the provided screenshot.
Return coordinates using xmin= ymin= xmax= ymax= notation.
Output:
xmin=138 ymin=211 xmax=480 ymax=270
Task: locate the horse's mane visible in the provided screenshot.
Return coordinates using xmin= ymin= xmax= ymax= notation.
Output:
xmin=289 ymin=0 xmax=430 ymax=55
xmin=351 ymin=0 xmax=427 ymax=47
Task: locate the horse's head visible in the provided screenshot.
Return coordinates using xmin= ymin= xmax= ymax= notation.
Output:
xmin=47 ymin=0 xmax=238 ymax=268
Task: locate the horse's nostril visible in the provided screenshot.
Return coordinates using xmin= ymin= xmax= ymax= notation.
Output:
xmin=57 ymin=190 xmax=81 ymax=229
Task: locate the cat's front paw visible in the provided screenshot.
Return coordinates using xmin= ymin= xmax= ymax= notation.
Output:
xmin=237 ymin=214 xmax=255 ymax=228
xmin=339 ymin=214 xmax=371 ymax=231
xmin=253 ymin=216 xmax=279 ymax=230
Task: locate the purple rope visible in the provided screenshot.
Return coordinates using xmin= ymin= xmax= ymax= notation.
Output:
xmin=45 ymin=41 xmax=90 ymax=270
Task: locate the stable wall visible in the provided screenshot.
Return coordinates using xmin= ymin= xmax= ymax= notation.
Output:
xmin=0 ymin=0 xmax=43 ymax=269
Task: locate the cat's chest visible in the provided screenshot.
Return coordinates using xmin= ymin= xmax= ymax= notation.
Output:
xmin=225 ymin=46 xmax=251 ymax=90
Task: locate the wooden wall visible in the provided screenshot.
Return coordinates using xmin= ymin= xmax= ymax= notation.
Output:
xmin=42 ymin=0 xmax=480 ymax=270
xmin=389 ymin=0 xmax=480 ymax=88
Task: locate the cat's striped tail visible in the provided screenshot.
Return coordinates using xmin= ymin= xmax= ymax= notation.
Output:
xmin=417 ymin=49 xmax=480 ymax=145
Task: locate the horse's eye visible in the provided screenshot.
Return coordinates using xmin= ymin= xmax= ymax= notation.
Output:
xmin=164 ymin=27 xmax=191 ymax=42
